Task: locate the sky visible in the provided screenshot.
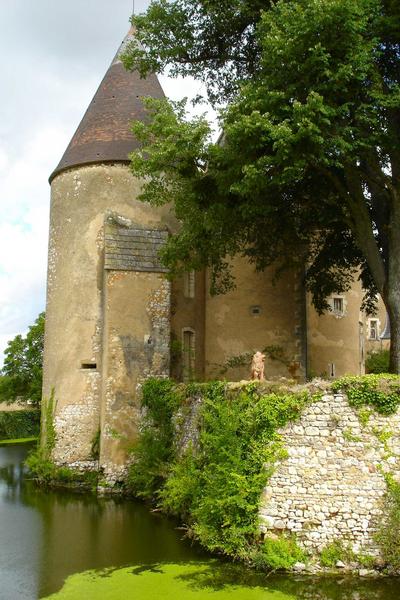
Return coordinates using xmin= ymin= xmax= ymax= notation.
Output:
xmin=0 ymin=0 xmax=213 ymax=366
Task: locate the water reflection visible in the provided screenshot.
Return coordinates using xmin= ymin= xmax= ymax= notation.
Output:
xmin=0 ymin=444 xmax=42 ymax=600
xmin=0 ymin=444 xmax=399 ymax=600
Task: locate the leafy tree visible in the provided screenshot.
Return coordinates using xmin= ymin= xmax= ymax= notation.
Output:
xmin=0 ymin=313 xmax=45 ymax=407
xmin=123 ymin=0 xmax=400 ymax=371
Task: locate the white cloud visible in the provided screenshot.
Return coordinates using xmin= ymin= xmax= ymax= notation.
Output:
xmin=0 ymin=0 xmax=218 ymax=367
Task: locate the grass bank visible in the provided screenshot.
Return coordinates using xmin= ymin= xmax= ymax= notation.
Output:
xmin=0 ymin=436 xmax=38 ymax=446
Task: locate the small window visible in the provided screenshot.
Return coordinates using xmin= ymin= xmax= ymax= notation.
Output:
xmin=182 ymin=329 xmax=195 ymax=381
xmin=81 ymin=362 xmax=97 ymax=370
xmin=250 ymin=305 xmax=262 ymax=316
xmin=329 ymin=363 xmax=336 ymax=378
xmin=369 ymin=319 xmax=379 ymax=340
xmin=333 ymin=297 xmax=344 ymax=315
xmin=184 ymin=271 xmax=195 ymax=298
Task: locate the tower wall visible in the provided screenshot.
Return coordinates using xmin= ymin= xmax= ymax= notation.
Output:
xmin=42 ymin=164 xmax=181 ymax=473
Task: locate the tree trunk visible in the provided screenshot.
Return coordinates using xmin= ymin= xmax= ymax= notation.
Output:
xmin=386 ymin=300 xmax=400 ymax=373
xmin=383 ymin=238 xmax=400 ymax=374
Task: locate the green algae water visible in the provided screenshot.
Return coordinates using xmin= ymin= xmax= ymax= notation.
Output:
xmin=0 ymin=444 xmax=399 ymax=600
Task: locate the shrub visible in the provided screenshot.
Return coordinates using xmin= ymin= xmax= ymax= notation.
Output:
xmin=0 ymin=409 xmax=40 ymax=440
xmin=375 ymin=475 xmax=400 ymax=570
xmin=255 ymin=535 xmax=307 ymax=570
xmin=320 ymin=540 xmax=354 ymax=567
xmin=25 ymin=450 xmax=98 ymax=488
xmin=365 ymin=349 xmax=390 ymax=374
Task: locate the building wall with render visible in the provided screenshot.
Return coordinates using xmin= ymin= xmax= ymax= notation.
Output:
xmin=42 ymin=163 xmax=194 ymax=477
xmin=204 ymin=258 xmax=306 ymax=381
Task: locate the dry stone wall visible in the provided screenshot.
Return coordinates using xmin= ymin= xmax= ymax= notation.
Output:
xmin=259 ymin=392 xmax=400 ymax=555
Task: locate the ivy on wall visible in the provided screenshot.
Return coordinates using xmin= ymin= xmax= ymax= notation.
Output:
xmin=332 ymin=374 xmax=400 ymax=415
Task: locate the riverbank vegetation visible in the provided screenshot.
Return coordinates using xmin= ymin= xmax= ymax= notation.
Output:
xmin=0 ymin=436 xmax=38 ymax=446
xmin=126 ymin=375 xmax=400 ymax=573
xmin=127 ymin=378 xmax=317 ymax=569
xmin=26 ymin=390 xmax=97 ymax=490
xmin=23 ymin=373 xmax=400 ymax=572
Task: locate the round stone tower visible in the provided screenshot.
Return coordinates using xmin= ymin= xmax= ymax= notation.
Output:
xmin=42 ymin=29 xmax=182 ymax=481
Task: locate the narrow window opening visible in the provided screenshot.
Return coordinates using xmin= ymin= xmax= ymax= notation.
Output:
xmin=184 ymin=271 xmax=195 ymax=298
xmin=329 ymin=363 xmax=336 ymax=378
xmin=182 ymin=329 xmax=195 ymax=381
xmin=81 ymin=362 xmax=97 ymax=370
xmin=250 ymin=305 xmax=262 ymax=316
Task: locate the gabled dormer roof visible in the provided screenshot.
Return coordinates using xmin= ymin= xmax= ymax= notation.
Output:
xmin=49 ymin=28 xmax=164 ymax=182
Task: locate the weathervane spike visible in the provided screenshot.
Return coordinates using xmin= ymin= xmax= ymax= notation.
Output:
xmin=132 ymin=0 xmax=135 ymax=16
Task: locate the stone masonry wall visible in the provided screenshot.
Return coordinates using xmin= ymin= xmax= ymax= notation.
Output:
xmin=259 ymin=392 xmax=400 ymax=555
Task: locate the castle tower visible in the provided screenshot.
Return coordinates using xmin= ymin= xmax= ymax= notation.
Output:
xmin=42 ymin=28 xmax=204 ymax=481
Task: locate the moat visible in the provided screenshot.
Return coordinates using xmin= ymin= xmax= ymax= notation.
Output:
xmin=0 ymin=443 xmax=399 ymax=599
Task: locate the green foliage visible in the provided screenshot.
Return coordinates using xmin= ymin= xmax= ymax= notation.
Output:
xmin=125 ymin=0 xmax=400 ymax=371
xmin=129 ymin=378 xmax=315 ymax=565
xmin=332 ymin=374 xmax=400 ymax=415
xmin=122 ymin=0 xmax=265 ymax=105
xmin=0 ymin=312 xmax=45 ymax=406
xmin=26 ymin=389 xmax=57 ymax=482
xmin=0 ymin=410 xmax=40 ymax=441
xmin=365 ymin=349 xmax=390 ymax=374
xmin=255 ymin=535 xmax=307 ymax=570
xmin=342 ymin=428 xmax=362 ymax=443
xmin=25 ymin=450 xmax=98 ymax=488
xmin=358 ymin=407 xmax=372 ymax=427
xmin=0 ymin=437 xmax=38 ymax=446
xmin=375 ymin=474 xmax=400 ymax=570
xmin=127 ymin=378 xmax=183 ymax=498
xmin=320 ymin=540 xmax=354 ymax=567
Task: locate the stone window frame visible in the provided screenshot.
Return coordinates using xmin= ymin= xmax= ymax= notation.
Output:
xmin=368 ymin=318 xmax=380 ymax=340
xmin=329 ymin=295 xmax=347 ymax=318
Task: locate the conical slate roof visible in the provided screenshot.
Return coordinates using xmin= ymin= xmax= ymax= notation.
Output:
xmin=49 ymin=28 xmax=164 ymax=182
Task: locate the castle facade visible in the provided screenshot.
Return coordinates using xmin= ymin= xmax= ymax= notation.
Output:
xmin=42 ymin=29 xmax=388 ymax=480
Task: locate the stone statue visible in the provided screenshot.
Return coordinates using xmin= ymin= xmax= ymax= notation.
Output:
xmin=251 ymin=351 xmax=265 ymax=381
